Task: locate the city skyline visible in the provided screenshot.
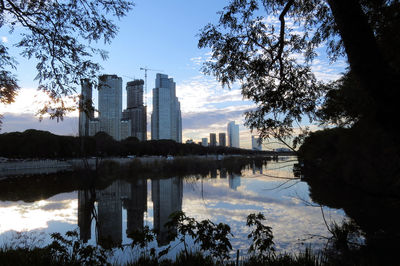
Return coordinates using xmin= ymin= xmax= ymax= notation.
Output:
xmin=0 ymin=0 xmax=345 ymax=149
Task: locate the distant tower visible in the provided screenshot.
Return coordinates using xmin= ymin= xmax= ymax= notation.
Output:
xmin=122 ymin=80 xmax=147 ymax=141
xmin=227 ymin=121 xmax=240 ymax=148
xmin=98 ymin=74 xmax=123 ymax=140
xmin=252 ymin=136 xmax=262 ymax=150
xmin=151 ymin=73 xmax=182 ymax=142
xmin=78 ymin=79 xmax=93 ymax=137
xmin=218 ymin=133 xmax=226 ymax=147
xmin=209 ymin=133 xmax=217 ymax=147
xmin=201 ymin=138 xmax=208 ymax=147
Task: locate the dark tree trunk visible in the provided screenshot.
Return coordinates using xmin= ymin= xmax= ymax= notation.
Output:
xmin=327 ymin=0 xmax=399 ymax=131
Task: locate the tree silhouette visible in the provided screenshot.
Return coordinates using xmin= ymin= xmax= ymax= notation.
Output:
xmin=0 ymin=0 xmax=133 ymax=126
xmin=199 ymin=0 xmax=400 ymax=142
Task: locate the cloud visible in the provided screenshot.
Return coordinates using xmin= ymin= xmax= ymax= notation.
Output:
xmin=1 ymin=36 xmax=8 ymax=43
xmin=0 ymin=87 xmax=79 ymax=117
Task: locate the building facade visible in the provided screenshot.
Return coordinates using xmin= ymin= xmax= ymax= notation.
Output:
xmin=122 ymin=80 xmax=147 ymax=141
xmin=218 ymin=133 xmax=226 ymax=147
xmin=209 ymin=133 xmax=217 ymax=147
xmin=251 ymin=135 xmax=262 ymax=150
xmin=98 ymin=75 xmax=123 ymax=140
xmin=201 ymin=138 xmax=208 ymax=147
xmin=151 ymin=73 xmax=182 ymax=142
xmin=79 ymin=75 xmax=147 ymax=141
xmin=78 ymin=79 xmax=94 ymax=137
xmin=227 ymin=121 xmax=240 ymax=148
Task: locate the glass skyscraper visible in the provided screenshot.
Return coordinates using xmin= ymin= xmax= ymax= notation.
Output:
xmin=151 ymin=73 xmax=182 ymax=142
xmin=227 ymin=121 xmax=240 ymax=148
xmin=98 ymin=74 xmax=123 ymax=140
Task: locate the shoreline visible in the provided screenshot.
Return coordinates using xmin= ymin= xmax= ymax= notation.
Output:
xmin=0 ymin=153 xmax=295 ymax=178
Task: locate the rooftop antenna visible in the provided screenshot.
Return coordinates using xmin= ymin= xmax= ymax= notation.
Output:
xmin=139 ymin=67 xmax=163 ymax=106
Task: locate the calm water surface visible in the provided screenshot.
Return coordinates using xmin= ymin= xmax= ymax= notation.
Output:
xmin=0 ymin=157 xmax=345 ymax=261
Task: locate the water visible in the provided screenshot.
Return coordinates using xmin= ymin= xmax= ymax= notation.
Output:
xmin=0 ymin=157 xmax=345 ymax=261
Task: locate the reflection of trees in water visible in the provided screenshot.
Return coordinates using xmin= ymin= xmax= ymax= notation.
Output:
xmin=304 ymin=168 xmax=400 ymax=264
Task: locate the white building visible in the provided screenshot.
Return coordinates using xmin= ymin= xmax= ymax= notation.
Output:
xmin=201 ymin=138 xmax=208 ymax=147
xmin=251 ymin=136 xmax=262 ymax=151
xmin=151 ymin=73 xmax=182 ymax=142
xmin=120 ymin=119 xmax=132 ymax=140
xmin=227 ymin=121 xmax=240 ymax=148
xmin=98 ymin=74 xmax=123 ymax=140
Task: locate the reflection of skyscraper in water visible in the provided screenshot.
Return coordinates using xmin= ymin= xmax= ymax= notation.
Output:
xmin=210 ymin=168 xmax=217 ymax=178
xmin=123 ymin=179 xmax=148 ymax=237
xmin=252 ymin=161 xmax=263 ymax=175
xmin=152 ymin=177 xmax=183 ymax=246
xmin=97 ymin=180 xmax=123 ymax=248
xmin=77 ymin=179 xmax=148 ymax=248
xmin=220 ymin=168 xmax=227 ymax=179
xmin=228 ymin=172 xmax=241 ymax=190
xmin=78 ymin=189 xmax=95 ymax=243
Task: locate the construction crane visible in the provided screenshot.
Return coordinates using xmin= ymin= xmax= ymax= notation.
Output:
xmin=140 ymin=67 xmax=163 ymax=106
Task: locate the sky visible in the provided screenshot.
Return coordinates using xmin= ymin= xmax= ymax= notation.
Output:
xmin=0 ymin=0 xmax=346 ymax=149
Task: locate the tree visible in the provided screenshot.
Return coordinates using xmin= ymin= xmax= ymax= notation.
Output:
xmin=0 ymin=0 xmax=133 ymax=127
xmin=198 ymin=0 xmax=400 ymax=146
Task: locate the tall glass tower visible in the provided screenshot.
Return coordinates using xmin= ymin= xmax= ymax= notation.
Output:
xmin=151 ymin=73 xmax=182 ymax=142
xmin=98 ymin=74 xmax=123 ymax=140
xmin=227 ymin=121 xmax=240 ymax=148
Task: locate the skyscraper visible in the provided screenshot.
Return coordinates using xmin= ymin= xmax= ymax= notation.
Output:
xmin=209 ymin=133 xmax=217 ymax=147
xmin=219 ymin=133 xmax=226 ymax=147
xmin=122 ymin=80 xmax=147 ymax=141
xmin=227 ymin=121 xmax=240 ymax=148
xmin=201 ymin=138 xmax=208 ymax=147
xmin=252 ymin=135 xmax=262 ymax=150
xmin=78 ymin=79 xmax=94 ymax=137
xmin=151 ymin=73 xmax=182 ymax=142
xmin=98 ymin=74 xmax=123 ymax=140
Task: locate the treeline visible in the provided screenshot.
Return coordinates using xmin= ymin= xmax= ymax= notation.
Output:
xmin=0 ymin=129 xmax=270 ymax=159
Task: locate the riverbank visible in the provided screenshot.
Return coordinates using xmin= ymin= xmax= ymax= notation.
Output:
xmin=0 ymin=153 xmax=294 ymax=179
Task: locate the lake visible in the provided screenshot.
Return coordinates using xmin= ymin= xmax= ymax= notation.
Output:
xmin=0 ymin=156 xmax=345 ymax=262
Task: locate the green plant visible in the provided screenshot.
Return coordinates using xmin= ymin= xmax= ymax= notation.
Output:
xmin=246 ymin=213 xmax=275 ymax=260
xmin=165 ymin=211 xmax=233 ymax=263
xmin=48 ymin=230 xmax=109 ymax=265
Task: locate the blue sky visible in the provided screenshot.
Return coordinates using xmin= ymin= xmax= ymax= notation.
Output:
xmin=0 ymin=0 xmax=345 ymax=149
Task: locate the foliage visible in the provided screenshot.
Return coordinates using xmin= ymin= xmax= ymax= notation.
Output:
xmin=246 ymin=212 xmax=275 ymax=260
xmin=0 ymin=212 xmax=376 ymax=265
xmin=0 ymin=230 xmax=109 ymax=265
xmin=48 ymin=230 xmax=109 ymax=265
xmin=165 ymin=211 xmax=233 ymax=263
xmin=0 ymin=0 xmax=133 ymax=121
xmin=0 ymin=129 xmax=272 ymax=159
xmin=198 ymin=0 xmax=400 ymax=142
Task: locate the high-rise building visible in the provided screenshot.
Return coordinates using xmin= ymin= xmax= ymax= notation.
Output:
xmin=219 ymin=133 xmax=226 ymax=147
xmin=122 ymin=80 xmax=147 ymax=141
xmin=252 ymin=135 xmax=262 ymax=150
xmin=151 ymin=73 xmax=182 ymax=142
xmin=209 ymin=133 xmax=217 ymax=147
xmin=227 ymin=121 xmax=240 ymax=148
xmin=98 ymin=74 xmax=123 ymax=140
xmin=201 ymin=138 xmax=208 ymax=147
xmin=79 ymin=75 xmax=147 ymax=141
xmin=79 ymin=79 xmax=94 ymax=137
